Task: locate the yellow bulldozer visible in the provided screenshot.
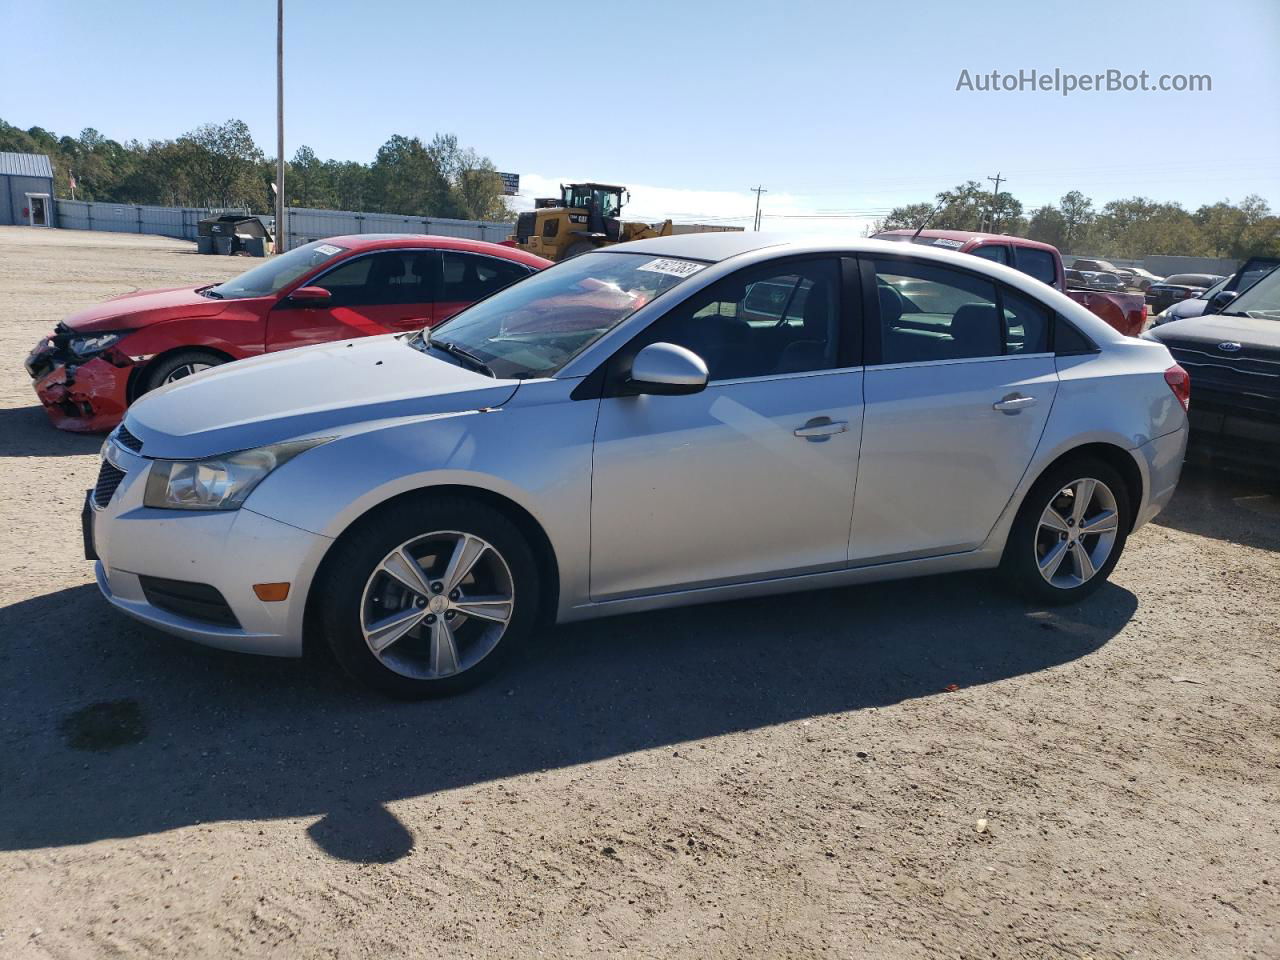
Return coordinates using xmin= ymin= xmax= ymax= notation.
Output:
xmin=508 ymin=182 xmax=673 ymax=261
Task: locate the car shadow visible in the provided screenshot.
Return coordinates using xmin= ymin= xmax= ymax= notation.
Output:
xmin=0 ymin=573 xmax=1136 ymax=864
xmin=0 ymin=405 xmax=105 ymax=457
xmin=1153 ymin=464 xmax=1280 ymax=553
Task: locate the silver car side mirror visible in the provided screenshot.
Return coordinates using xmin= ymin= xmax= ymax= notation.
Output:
xmin=628 ymin=342 xmax=708 ymax=396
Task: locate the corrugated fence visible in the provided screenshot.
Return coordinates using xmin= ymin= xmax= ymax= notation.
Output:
xmin=54 ymin=200 xmax=249 ymax=240
xmin=53 ymin=199 xmax=514 ymax=247
xmin=285 ymin=207 xmax=513 ymax=247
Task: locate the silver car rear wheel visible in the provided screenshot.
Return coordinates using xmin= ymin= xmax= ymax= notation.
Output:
xmin=360 ymin=531 xmax=515 ymax=681
xmin=1034 ymin=477 xmax=1120 ymax=590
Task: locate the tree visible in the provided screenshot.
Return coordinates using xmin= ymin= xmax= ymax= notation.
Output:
xmin=875 ymin=202 xmax=937 ymax=232
xmin=289 ymin=145 xmax=335 ymax=208
xmin=368 ymin=134 xmax=451 ymax=216
xmin=178 ymin=119 xmax=266 ymax=208
xmin=1058 ymin=191 xmax=1095 ymax=252
xmin=1026 ymin=205 xmax=1067 ymax=248
xmin=328 ymin=160 xmax=371 ymax=211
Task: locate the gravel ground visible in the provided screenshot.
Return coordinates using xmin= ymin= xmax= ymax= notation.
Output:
xmin=1 ymin=226 xmax=1277 ymax=959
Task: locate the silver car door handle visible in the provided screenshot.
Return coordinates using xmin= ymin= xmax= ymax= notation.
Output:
xmin=794 ymin=417 xmax=848 ymax=440
xmin=993 ymin=393 xmax=1037 ymax=414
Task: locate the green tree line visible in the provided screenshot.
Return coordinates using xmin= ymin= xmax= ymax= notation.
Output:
xmin=0 ymin=118 xmax=512 ymax=222
xmin=875 ymin=181 xmax=1280 ymax=260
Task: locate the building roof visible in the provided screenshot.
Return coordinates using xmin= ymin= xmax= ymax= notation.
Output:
xmin=0 ymin=151 xmax=54 ymax=179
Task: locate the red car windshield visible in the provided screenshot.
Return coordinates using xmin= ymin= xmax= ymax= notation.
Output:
xmin=208 ymin=240 xmax=348 ymax=300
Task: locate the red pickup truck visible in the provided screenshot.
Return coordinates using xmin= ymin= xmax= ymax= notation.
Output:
xmin=873 ymin=229 xmax=1148 ymax=336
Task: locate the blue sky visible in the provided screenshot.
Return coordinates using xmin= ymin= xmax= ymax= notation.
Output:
xmin=3 ymin=0 xmax=1277 ymax=232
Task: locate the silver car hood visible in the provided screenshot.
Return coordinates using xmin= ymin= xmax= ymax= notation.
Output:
xmin=125 ymin=335 xmax=520 ymax=459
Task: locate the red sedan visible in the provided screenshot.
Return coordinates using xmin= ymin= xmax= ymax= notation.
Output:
xmin=26 ymin=235 xmax=552 ymax=432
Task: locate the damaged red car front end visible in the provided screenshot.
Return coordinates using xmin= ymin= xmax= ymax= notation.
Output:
xmin=26 ymin=325 xmax=137 ymax=432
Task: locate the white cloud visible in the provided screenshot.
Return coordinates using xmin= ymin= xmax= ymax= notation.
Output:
xmin=509 ymin=173 xmax=888 ymax=239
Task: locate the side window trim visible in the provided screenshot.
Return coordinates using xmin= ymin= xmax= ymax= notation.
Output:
xmin=438 ymin=249 xmax=536 ymax=303
xmin=1013 ymin=246 xmax=1061 ymax=289
xmin=995 ymin=282 xmax=1058 ymax=356
xmin=859 ymin=252 xmax=1007 ymax=366
xmin=972 ymin=243 xmax=1011 ymax=266
xmin=294 ymin=248 xmax=439 ymax=307
xmin=597 ymin=254 xmax=854 ymax=397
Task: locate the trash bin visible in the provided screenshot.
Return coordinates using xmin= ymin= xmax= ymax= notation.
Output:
xmin=197 ymin=214 xmax=272 ymax=256
xmin=241 ymin=236 xmax=267 ymax=258
xmin=196 ymin=235 xmax=215 ymax=255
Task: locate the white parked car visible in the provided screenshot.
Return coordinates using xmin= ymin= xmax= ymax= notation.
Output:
xmin=87 ymin=234 xmax=1190 ymax=696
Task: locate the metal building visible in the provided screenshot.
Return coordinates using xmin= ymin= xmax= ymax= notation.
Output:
xmin=0 ymin=152 xmax=56 ymax=227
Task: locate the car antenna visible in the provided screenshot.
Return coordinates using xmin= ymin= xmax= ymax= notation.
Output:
xmin=911 ymin=198 xmax=947 ymax=242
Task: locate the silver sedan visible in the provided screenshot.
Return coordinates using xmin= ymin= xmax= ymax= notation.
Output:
xmin=88 ymin=234 xmax=1190 ymax=696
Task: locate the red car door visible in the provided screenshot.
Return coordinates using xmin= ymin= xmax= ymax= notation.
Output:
xmin=266 ymin=250 xmax=436 ymax=351
xmin=433 ymin=250 xmax=536 ymax=325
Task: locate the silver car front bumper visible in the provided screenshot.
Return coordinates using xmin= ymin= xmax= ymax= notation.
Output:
xmin=91 ymin=451 xmax=332 ymax=657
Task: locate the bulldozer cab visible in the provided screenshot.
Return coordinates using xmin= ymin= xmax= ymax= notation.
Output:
xmin=562 ymin=183 xmax=625 ymax=221
xmin=510 ymin=181 xmax=671 ymax=262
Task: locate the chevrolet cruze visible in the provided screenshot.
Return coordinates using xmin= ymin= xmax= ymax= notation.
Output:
xmin=87 ymin=233 xmax=1190 ymax=696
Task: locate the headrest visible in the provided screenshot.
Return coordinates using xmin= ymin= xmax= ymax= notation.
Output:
xmin=878 ymin=284 xmax=904 ymax=325
xmin=950 ymin=303 xmax=999 ymax=352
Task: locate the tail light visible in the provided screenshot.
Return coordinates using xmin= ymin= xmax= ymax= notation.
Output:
xmin=1165 ymin=364 xmax=1190 ymax=412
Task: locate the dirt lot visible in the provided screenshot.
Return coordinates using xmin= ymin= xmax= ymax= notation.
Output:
xmin=1 ymin=226 xmax=1277 ymax=959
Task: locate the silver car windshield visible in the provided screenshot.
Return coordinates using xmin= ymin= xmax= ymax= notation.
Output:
xmin=420 ymin=251 xmax=705 ymax=378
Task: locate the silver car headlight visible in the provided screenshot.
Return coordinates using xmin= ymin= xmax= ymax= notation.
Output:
xmin=69 ymin=332 xmax=124 ymax=357
xmin=143 ymin=439 xmax=328 ymax=511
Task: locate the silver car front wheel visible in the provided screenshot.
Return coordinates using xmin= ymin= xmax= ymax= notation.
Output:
xmin=360 ymin=531 xmax=515 ymax=681
xmin=320 ymin=497 xmax=540 ymax=697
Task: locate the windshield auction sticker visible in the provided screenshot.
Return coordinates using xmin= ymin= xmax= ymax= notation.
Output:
xmin=315 ymin=243 xmax=343 ymax=256
xmin=636 ymin=258 xmax=705 ymax=278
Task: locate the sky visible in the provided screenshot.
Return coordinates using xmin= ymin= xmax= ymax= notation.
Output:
xmin=3 ymin=0 xmax=1277 ymax=235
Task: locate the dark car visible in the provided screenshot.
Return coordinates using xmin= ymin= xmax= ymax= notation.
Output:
xmin=1088 ymin=271 xmax=1126 ymax=292
xmin=1064 ymin=268 xmax=1089 ymax=290
xmin=1202 ymin=257 xmax=1280 ymax=315
xmin=1145 ymin=273 xmax=1225 ymax=314
xmin=1071 ymin=257 xmax=1123 ymax=275
xmin=1144 ymin=266 xmax=1280 ymax=472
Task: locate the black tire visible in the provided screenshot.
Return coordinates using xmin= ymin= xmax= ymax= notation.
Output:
xmin=1001 ymin=455 xmax=1132 ymax=606
xmin=141 ymin=349 xmax=228 ymax=394
xmin=318 ymin=496 xmax=541 ymax=698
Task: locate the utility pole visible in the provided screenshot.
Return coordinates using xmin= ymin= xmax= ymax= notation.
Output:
xmin=750 ymin=185 xmax=767 ymax=231
xmin=986 ymin=172 xmax=1004 ymax=233
xmin=275 ymin=0 xmax=286 ymax=253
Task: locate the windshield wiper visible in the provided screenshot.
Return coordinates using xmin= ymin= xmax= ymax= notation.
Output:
xmin=431 ymin=338 xmax=496 ymax=378
xmin=200 ymin=286 xmax=224 ymax=300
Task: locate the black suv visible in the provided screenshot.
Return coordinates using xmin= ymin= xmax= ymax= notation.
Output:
xmin=1145 ymin=268 xmax=1280 ymax=471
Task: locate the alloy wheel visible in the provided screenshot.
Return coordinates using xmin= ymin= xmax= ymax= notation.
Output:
xmin=360 ymin=531 xmax=514 ymax=680
xmin=1034 ymin=477 xmax=1121 ymax=589
xmin=162 ymin=361 xmax=212 ymax=383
